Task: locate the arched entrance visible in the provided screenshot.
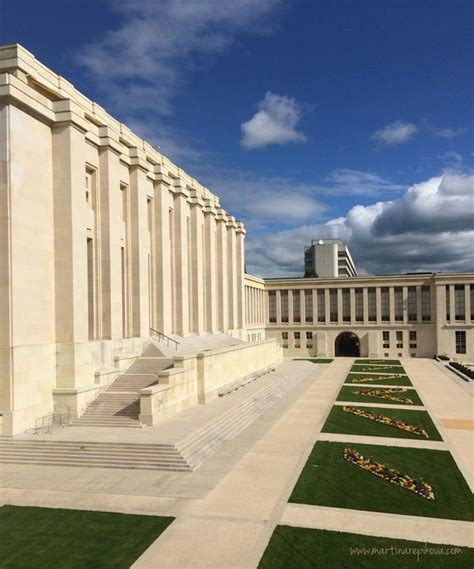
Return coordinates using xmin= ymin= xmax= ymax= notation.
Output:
xmin=335 ymin=332 xmax=360 ymax=357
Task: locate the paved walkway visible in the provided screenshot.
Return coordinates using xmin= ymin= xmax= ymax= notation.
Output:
xmin=1 ymin=357 xmax=473 ymax=568
xmin=280 ymin=504 xmax=473 ymax=547
xmin=318 ymin=432 xmax=447 ymax=450
xmin=403 ymin=358 xmax=473 ymax=490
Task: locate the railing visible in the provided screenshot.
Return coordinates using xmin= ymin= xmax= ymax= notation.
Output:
xmin=150 ymin=328 xmax=180 ymax=351
xmin=31 ymin=412 xmax=73 ymax=434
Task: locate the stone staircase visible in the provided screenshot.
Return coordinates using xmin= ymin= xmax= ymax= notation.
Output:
xmin=0 ymin=361 xmax=316 ymax=472
xmin=72 ymin=344 xmax=174 ymax=428
xmin=176 ymin=361 xmax=313 ymax=469
xmin=0 ymin=439 xmax=190 ymax=471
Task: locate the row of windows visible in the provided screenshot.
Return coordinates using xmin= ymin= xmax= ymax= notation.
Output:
xmin=446 ymin=285 xmax=474 ymax=322
xmin=268 ymin=286 xmax=433 ymax=324
xmin=382 ymin=330 xmax=417 ymax=349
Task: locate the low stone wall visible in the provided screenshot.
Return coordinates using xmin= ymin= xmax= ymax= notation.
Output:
xmin=139 ymin=338 xmax=283 ymax=426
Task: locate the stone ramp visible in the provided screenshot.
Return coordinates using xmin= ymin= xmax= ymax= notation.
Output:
xmin=0 ymin=360 xmax=318 ymax=472
xmin=153 ymin=332 xmax=244 ymax=357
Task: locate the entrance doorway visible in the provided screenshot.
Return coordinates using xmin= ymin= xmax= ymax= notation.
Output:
xmin=335 ymin=332 xmax=360 ymax=357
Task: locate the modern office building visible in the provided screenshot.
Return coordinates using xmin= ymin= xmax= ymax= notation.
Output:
xmin=304 ymin=239 xmax=358 ymax=278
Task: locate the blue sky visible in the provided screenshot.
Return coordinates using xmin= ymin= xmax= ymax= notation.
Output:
xmin=1 ymin=0 xmax=473 ymax=276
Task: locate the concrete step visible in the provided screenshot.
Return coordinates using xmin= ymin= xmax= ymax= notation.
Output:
xmin=0 ymin=458 xmax=190 ymax=471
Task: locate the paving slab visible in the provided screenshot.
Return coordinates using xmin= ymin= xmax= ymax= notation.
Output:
xmin=318 ymin=432 xmax=447 ymax=450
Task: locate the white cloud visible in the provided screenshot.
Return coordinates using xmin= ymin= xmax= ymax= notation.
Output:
xmin=78 ymin=0 xmax=282 ymax=117
xmin=245 ymin=172 xmax=474 ymax=277
xmin=371 ymin=120 xmax=417 ymax=146
xmin=240 ymin=92 xmax=307 ymax=149
xmin=319 ymin=169 xmax=405 ymax=196
xmin=434 ymin=127 xmax=467 ymax=139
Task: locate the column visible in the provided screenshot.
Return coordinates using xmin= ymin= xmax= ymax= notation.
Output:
xmin=449 ymin=285 xmax=455 ymax=323
xmin=312 ymin=290 xmax=317 ymax=324
xmin=189 ymin=199 xmax=205 ymax=333
xmin=402 ymin=286 xmax=408 ymax=325
xmin=98 ymin=141 xmax=123 ymax=340
xmin=153 ymin=167 xmax=173 ymax=335
xmin=337 ymin=288 xmax=343 ymax=324
xmin=362 ymin=287 xmax=369 ymax=323
xmin=389 ymin=287 xmax=395 ymax=324
xmin=375 ymin=287 xmax=382 ymax=325
xmin=235 ymin=224 xmax=246 ymax=330
xmin=129 ymin=163 xmax=150 ymax=337
xmin=276 ymin=290 xmax=282 ymax=324
xmin=203 ymin=206 xmax=218 ymax=332
xmin=172 ymin=180 xmax=190 ymax=335
xmin=416 ymin=285 xmax=422 ymax=323
xmin=324 ymin=289 xmax=330 ymax=324
xmin=216 ymin=213 xmax=228 ymax=331
xmin=288 ymin=290 xmax=294 ymax=324
xmin=350 ymin=288 xmax=356 ymax=323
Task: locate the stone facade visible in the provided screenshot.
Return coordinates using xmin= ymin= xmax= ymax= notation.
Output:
xmin=244 ymin=273 xmax=474 ymax=361
xmin=0 ymin=44 xmax=251 ymax=435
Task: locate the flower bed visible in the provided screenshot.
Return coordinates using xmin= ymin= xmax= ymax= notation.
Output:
xmin=343 ymin=447 xmax=435 ymax=501
xmin=353 ymin=387 xmax=414 ymax=404
xmin=351 ymin=373 xmax=404 ymax=384
xmin=342 ymin=405 xmax=429 ymax=437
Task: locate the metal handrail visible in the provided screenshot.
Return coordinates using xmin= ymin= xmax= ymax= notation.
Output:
xmin=150 ymin=327 xmax=180 ymax=351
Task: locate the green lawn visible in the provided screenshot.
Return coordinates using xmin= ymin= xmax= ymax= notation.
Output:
xmin=356 ymin=359 xmax=402 ymax=366
xmin=322 ymin=405 xmax=442 ymax=440
xmin=295 ymin=358 xmax=334 ymax=364
xmin=345 ymin=372 xmax=412 ymax=386
xmin=0 ymin=506 xmax=174 ymax=569
xmin=289 ymin=441 xmax=474 ymax=521
xmin=337 ymin=385 xmax=423 ymax=406
xmin=351 ymin=364 xmax=406 ymax=374
xmin=258 ymin=526 xmax=474 ymax=568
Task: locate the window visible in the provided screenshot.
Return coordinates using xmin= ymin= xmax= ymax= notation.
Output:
xmin=455 ymin=331 xmax=466 ymax=354
xmin=306 ymin=331 xmax=313 ymax=349
xmin=85 ymin=167 xmax=96 ymax=209
xmin=342 ymin=289 xmax=351 ymax=322
xmin=382 ymin=330 xmax=390 ymax=349
xmin=281 ymin=331 xmax=288 ymax=348
xmin=396 ymin=330 xmax=403 ymax=348
xmin=317 ymin=290 xmax=326 ymax=322
xmin=454 ymin=285 xmax=465 ymax=321
xmin=409 ymin=330 xmax=417 ymax=349
xmin=421 ymin=286 xmax=431 ymax=321
xmin=294 ymin=331 xmax=300 ymax=348
xmin=446 ymin=285 xmax=451 ymax=321
xmin=471 ymin=285 xmax=474 ymax=321
xmin=381 ymin=287 xmax=390 ymax=321
xmin=281 ymin=291 xmax=289 ymax=323
xmin=293 ymin=291 xmax=301 ymax=323
xmin=330 ymin=289 xmax=338 ymax=322
xmin=305 ymin=290 xmax=313 ymax=323
xmin=394 ymin=287 xmax=403 ymax=321
xmin=268 ymin=291 xmax=276 ymax=323
xmin=355 ymin=288 xmax=363 ymax=322
xmin=408 ymin=287 xmax=417 ymax=321
xmin=120 ymin=183 xmax=128 ymax=222
xmin=368 ymin=288 xmax=376 ymax=322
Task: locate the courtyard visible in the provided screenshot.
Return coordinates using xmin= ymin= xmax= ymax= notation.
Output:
xmin=0 ymin=357 xmax=472 ymax=568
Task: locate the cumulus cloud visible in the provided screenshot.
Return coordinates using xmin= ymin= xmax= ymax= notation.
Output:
xmin=77 ymin=0 xmax=282 ymax=117
xmin=240 ymin=92 xmax=307 ymax=149
xmin=245 ymin=172 xmax=474 ymax=277
xmin=371 ymin=120 xmax=418 ymax=147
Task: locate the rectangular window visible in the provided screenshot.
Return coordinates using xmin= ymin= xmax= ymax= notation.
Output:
xmin=268 ymin=291 xmax=276 ymax=323
xmin=355 ymin=288 xmax=363 ymax=322
xmin=306 ymin=331 xmax=313 ymax=349
xmin=382 ymin=330 xmax=390 ymax=349
xmin=306 ymin=331 xmax=312 ymax=339
xmin=147 ymin=197 xmax=153 ymax=232
xmin=281 ymin=291 xmax=289 ymax=323
xmin=282 ymin=332 xmax=288 ymax=339
xmin=455 ymin=331 xmax=466 ymax=354
xmin=330 ymin=289 xmax=338 ymax=322
xmin=342 ymin=289 xmax=351 ymax=322
xmin=305 ymin=290 xmax=313 ymax=322
xmin=368 ymin=288 xmax=376 ymax=322
xmin=421 ymin=285 xmax=431 ymax=321
xmin=381 ymin=287 xmax=390 ymax=321
xmin=294 ymin=331 xmax=300 ymax=348
xmin=408 ymin=286 xmax=417 ymax=321
xmin=409 ymin=330 xmax=417 ymax=349
xmin=446 ymin=285 xmax=451 ymax=321
xmin=396 ymin=330 xmax=403 ymax=348
xmin=120 ymin=183 xmax=128 ymax=222
xmin=293 ymin=291 xmax=301 ymax=323
xmin=394 ymin=287 xmax=403 ymax=321
xmin=471 ymin=285 xmax=474 ymax=320
xmin=317 ymin=289 xmax=325 ymax=322
xmin=454 ymin=285 xmax=465 ymax=321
